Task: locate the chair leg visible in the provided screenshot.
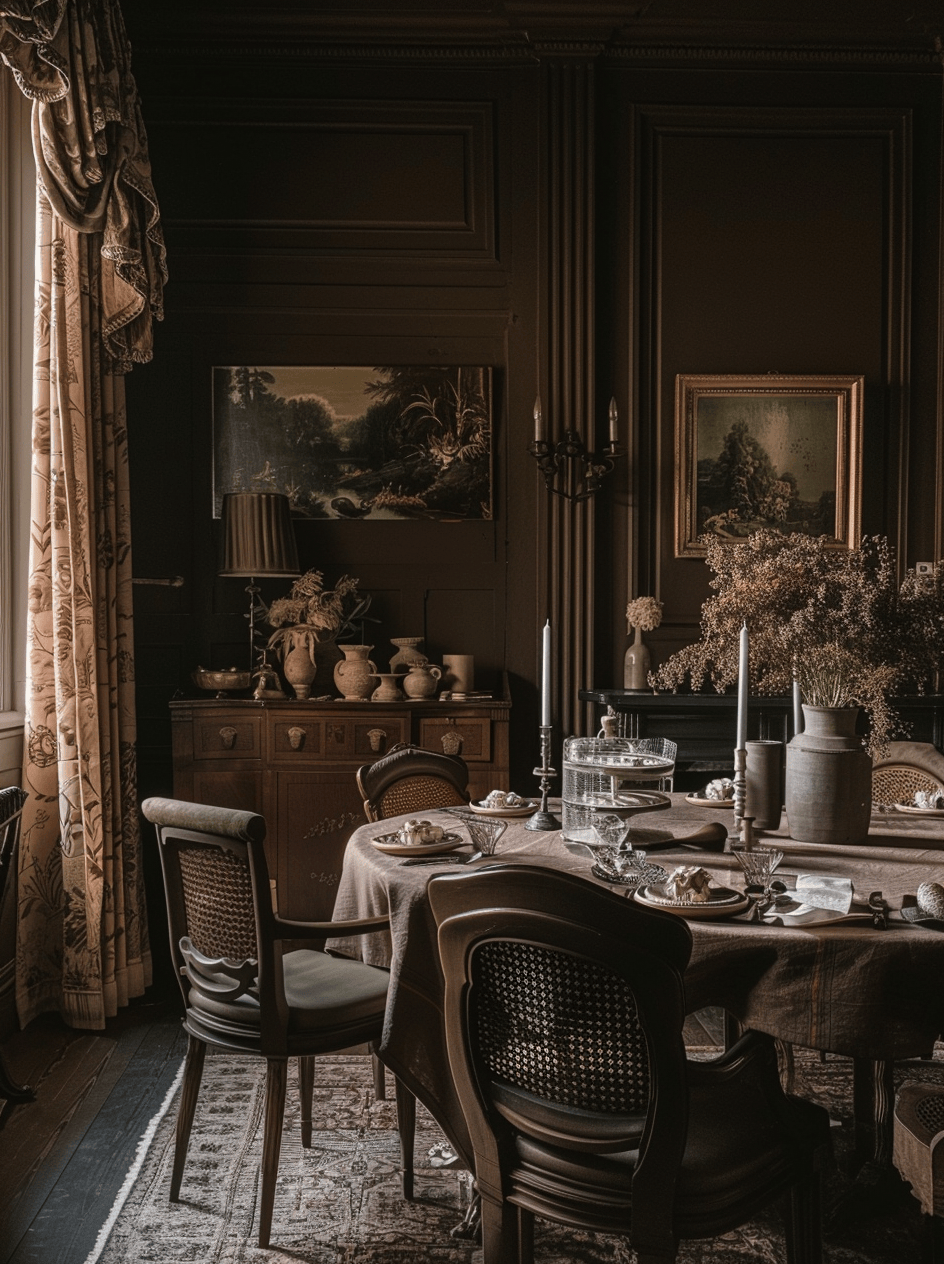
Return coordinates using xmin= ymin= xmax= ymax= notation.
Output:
xmin=298 ymin=1055 xmax=315 ymax=1148
xmin=479 ymin=1194 xmax=520 ymax=1264
xmin=258 ymin=1058 xmax=288 ymax=1249
xmin=783 ymin=1169 xmax=823 ymax=1264
xmin=371 ymin=1049 xmax=386 ymax=1099
xmin=517 ymin=1205 xmax=534 ymax=1264
xmin=394 ymin=1073 xmax=416 ymax=1199
xmin=170 ymin=1034 xmax=207 ymax=1201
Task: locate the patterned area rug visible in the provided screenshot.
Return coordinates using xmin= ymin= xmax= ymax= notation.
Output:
xmin=89 ymin=1049 xmax=942 ymax=1264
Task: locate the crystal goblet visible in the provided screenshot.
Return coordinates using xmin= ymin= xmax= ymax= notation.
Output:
xmin=732 ymin=845 xmax=784 ymax=893
xmin=451 ymin=813 xmax=507 ymax=856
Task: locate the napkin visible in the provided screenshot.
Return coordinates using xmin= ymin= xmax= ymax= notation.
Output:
xmin=788 ymin=874 xmax=853 ymax=916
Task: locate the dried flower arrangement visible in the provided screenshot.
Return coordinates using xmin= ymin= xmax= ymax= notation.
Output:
xmin=626 ymin=596 xmax=663 ymax=632
xmin=266 ymin=571 xmax=372 ymax=659
xmin=651 ymin=531 xmax=944 ymax=754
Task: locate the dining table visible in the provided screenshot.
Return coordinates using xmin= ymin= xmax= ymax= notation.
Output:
xmin=328 ymin=795 xmax=944 ymax=1186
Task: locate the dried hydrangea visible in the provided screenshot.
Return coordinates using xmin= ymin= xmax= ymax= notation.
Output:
xmin=651 ymin=531 xmax=944 ymax=755
xmin=626 ymin=596 xmax=663 ymax=632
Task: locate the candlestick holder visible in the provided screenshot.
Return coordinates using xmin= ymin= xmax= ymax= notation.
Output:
xmin=525 ymin=724 xmax=561 ymax=830
xmin=731 ymin=746 xmax=749 ymax=847
xmin=528 ymin=433 xmax=623 ymax=502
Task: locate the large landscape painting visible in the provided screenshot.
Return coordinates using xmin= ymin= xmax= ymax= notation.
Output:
xmin=674 ymin=373 xmax=863 ymax=556
xmin=212 ymin=365 xmax=493 ymax=520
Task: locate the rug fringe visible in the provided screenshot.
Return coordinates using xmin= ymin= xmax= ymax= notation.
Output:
xmin=82 ymin=1058 xmax=185 ymax=1264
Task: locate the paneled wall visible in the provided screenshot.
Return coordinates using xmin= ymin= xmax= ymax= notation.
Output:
xmin=124 ymin=8 xmax=944 ymax=799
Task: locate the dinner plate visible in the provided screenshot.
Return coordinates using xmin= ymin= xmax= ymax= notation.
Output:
xmin=370 ymin=831 xmax=465 ymax=857
xmin=894 ymin=803 xmax=944 ymax=817
xmin=469 ymin=799 xmax=537 ymax=817
xmin=633 ymin=883 xmax=750 ymax=919
xmin=684 ymin=794 xmax=734 ymax=808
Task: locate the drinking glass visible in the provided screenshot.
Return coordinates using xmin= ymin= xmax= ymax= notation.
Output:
xmin=452 ymin=813 xmax=507 ymax=856
xmin=732 ymin=845 xmax=784 ymax=892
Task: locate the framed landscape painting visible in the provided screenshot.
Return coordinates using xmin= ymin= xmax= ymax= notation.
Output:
xmin=212 ymin=365 xmax=493 ymax=520
xmin=674 ymin=373 xmax=863 ymax=557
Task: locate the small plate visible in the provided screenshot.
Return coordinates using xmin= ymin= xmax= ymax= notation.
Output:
xmin=633 ymin=883 xmax=750 ymax=919
xmin=469 ymin=799 xmax=537 ymax=817
xmin=370 ymin=831 xmax=465 ymax=857
xmin=685 ymin=794 xmax=734 ymax=808
xmin=894 ymin=803 xmax=944 ymax=817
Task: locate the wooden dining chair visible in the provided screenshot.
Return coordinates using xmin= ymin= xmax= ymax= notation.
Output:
xmin=356 ymin=741 xmax=470 ymax=823
xmin=872 ymin=741 xmax=944 ymax=807
xmin=893 ymin=1081 xmax=944 ymax=1263
xmin=141 ymin=796 xmax=416 ymax=1248
xmin=428 ymin=863 xmax=830 ymax=1264
xmin=0 ymin=787 xmax=32 ymax=1104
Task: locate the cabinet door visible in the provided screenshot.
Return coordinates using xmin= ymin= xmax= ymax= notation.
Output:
xmin=191 ymin=767 xmax=264 ymax=816
xmin=275 ymin=771 xmax=365 ymax=921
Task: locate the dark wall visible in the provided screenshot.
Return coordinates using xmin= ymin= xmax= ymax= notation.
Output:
xmin=123 ymin=8 xmax=944 ymax=802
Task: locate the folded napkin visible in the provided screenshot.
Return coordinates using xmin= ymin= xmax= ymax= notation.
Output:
xmin=788 ymin=874 xmax=853 ymax=916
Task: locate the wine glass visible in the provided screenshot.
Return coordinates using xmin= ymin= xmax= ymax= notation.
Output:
xmin=451 ymin=812 xmax=508 ymax=856
xmin=732 ymin=845 xmax=784 ymax=894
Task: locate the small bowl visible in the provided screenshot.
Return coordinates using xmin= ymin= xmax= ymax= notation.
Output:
xmin=192 ymin=667 xmax=252 ymax=697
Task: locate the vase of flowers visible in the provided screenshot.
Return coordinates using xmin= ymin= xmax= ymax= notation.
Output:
xmin=624 ymin=596 xmax=663 ymax=691
xmin=266 ymin=571 xmax=372 ymax=698
xmin=651 ymin=531 xmax=944 ymax=844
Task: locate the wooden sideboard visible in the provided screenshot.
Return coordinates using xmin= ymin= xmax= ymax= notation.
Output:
xmin=170 ymin=692 xmax=511 ymax=921
xmin=579 ymin=689 xmax=944 ymax=791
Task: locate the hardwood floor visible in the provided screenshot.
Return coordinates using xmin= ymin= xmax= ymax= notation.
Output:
xmin=0 ymin=995 xmax=725 ymax=1263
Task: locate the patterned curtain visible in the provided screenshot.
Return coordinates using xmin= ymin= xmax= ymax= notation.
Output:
xmin=0 ymin=0 xmax=167 ymax=1028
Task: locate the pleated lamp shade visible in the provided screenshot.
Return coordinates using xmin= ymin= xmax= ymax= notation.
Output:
xmin=220 ymin=492 xmax=299 ymax=578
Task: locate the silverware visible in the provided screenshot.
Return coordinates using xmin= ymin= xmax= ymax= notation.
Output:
xmin=401 ymin=851 xmax=483 ymax=867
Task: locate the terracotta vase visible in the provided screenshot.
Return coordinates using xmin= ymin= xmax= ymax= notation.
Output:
xmin=371 ymin=672 xmax=404 ymax=702
xmin=623 ymin=625 xmax=651 ymax=691
xmin=282 ymin=636 xmax=318 ymax=700
xmin=334 ymin=644 xmax=377 ymax=700
xmin=784 ymin=704 xmax=871 ymax=845
xmin=402 ymin=662 xmax=442 ymax=699
xmin=389 ymin=637 xmax=426 ymax=673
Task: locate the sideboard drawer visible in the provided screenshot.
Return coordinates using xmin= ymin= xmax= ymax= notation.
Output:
xmin=269 ymin=714 xmax=408 ymax=762
xmin=193 ymin=715 xmax=262 ymax=760
xmin=271 ymin=719 xmax=325 ymax=759
xmin=419 ymin=716 xmax=491 ymax=762
xmin=352 ymin=719 xmax=407 ymax=759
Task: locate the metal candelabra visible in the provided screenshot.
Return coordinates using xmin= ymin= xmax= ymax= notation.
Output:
xmin=525 ymin=724 xmax=561 ymax=830
xmin=528 ymin=397 xmax=624 ymax=502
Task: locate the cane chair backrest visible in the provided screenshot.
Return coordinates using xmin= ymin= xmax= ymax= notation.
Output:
xmin=872 ymin=741 xmax=944 ymax=807
xmin=357 ymin=743 xmax=470 ymax=822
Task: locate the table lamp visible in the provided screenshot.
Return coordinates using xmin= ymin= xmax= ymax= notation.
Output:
xmin=219 ymin=491 xmax=300 ymax=670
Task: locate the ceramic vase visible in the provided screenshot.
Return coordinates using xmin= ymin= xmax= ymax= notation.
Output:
xmin=282 ymin=637 xmax=317 ymax=699
xmin=402 ymin=662 xmax=442 ymax=699
xmin=334 ymin=644 xmax=377 ymax=700
xmin=371 ymin=672 xmax=404 ymax=702
xmin=623 ymin=625 xmax=651 ymax=691
xmin=389 ymin=637 xmax=426 ymax=673
xmin=784 ymin=704 xmax=871 ymax=845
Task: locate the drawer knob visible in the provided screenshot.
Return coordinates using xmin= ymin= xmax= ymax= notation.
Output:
xmin=288 ymin=725 xmax=307 ymax=750
xmin=441 ymin=730 xmax=464 ymax=756
xmin=367 ymin=727 xmax=387 ymax=752
xmin=219 ymin=725 xmax=238 ymax=750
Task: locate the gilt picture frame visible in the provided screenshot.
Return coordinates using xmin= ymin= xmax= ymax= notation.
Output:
xmin=212 ymin=365 xmax=493 ymax=521
xmin=674 ymin=372 xmax=863 ymax=557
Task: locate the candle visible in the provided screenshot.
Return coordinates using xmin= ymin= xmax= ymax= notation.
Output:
xmin=533 ymin=397 xmax=544 ymax=444
xmin=736 ymin=621 xmax=749 ymax=750
xmin=792 ymin=675 xmax=803 ymax=736
xmin=608 ymin=396 xmax=618 ymax=444
xmin=541 ymin=620 xmax=552 ymax=727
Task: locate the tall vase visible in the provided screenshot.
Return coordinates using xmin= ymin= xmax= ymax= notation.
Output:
xmin=334 ymin=644 xmax=377 ymax=700
xmin=784 ymin=704 xmax=872 ymax=845
xmin=282 ymin=633 xmax=318 ymax=700
xmin=623 ymin=625 xmax=651 ymax=692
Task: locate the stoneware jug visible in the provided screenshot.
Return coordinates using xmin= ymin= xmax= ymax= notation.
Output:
xmin=334 ymin=644 xmax=376 ymax=700
xmin=402 ymin=662 xmax=442 ymax=699
xmin=784 ymin=704 xmax=871 ymax=845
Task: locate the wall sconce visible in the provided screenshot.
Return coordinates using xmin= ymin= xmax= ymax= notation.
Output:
xmin=219 ymin=492 xmax=300 ymax=670
xmin=528 ymin=396 xmax=624 ymax=502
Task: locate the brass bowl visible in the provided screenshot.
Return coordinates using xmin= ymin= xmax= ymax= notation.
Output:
xmin=192 ymin=667 xmax=252 ymax=697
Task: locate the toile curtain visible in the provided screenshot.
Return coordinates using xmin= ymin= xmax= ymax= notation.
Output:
xmin=0 ymin=0 xmax=166 ymax=1028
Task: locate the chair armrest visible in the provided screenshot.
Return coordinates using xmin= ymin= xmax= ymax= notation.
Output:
xmin=271 ymin=912 xmax=392 ymax=939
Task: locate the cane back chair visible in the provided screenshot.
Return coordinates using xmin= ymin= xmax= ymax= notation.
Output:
xmin=428 ymin=864 xmax=830 ymax=1264
xmin=893 ymin=1081 xmax=944 ymax=1264
xmin=142 ymin=796 xmax=415 ymax=1248
xmin=356 ymin=741 xmax=470 ymax=823
xmin=871 ymin=741 xmax=944 ymax=808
